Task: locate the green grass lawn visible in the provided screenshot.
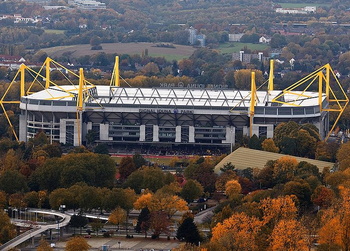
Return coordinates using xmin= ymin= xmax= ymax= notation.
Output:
xmin=218 ymin=42 xmax=269 ymax=54
xmin=277 ymin=2 xmax=330 ymax=8
xmin=44 ymin=29 xmax=66 ymax=34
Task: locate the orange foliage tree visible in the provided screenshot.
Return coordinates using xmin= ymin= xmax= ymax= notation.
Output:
xmin=211 ymin=212 xmax=263 ymax=251
xmin=269 ymin=219 xmax=308 ymax=251
xmin=260 ymin=195 xmax=298 ymax=226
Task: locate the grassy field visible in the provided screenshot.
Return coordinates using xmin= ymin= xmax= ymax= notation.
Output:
xmin=277 ymin=2 xmax=330 ymax=8
xmin=42 ymin=42 xmax=197 ymax=61
xmin=44 ymin=29 xmax=65 ymax=34
xmin=218 ymin=42 xmax=269 ymax=54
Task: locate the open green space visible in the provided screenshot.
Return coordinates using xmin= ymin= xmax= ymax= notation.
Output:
xmin=44 ymin=29 xmax=65 ymax=34
xmin=149 ymin=53 xmax=188 ymax=61
xmin=218 ymin=42 xmax=269 ymax=54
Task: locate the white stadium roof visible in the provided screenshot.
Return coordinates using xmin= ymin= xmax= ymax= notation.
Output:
xmin=24 ymin=85 xmax=325 ymax=108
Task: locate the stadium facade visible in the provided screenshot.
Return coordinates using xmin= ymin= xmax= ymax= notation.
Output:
xmin=18 ymin=86 xmax=329 ymax=149
xmin=10 ymin=58 xmax=347 ymax=151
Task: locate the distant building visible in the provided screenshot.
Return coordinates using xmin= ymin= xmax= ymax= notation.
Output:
xmin=229 ymin=33 xmax=244 ymax=42
xmin=275 ymin=6 xmax=316 ymax=14
xmin=259 ymin=36 xmax=271 ymax=44
xmin=186 ymin=27 xmax=206 ymax=47
xmin=0 ymin=55 xmax=27 ymax=70
xmin=232 ymin=51 xmax=269 ymax=63
xmin=68 ymin=0 xmax=106 ymax=10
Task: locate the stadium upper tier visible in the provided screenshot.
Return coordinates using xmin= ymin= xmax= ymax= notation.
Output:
xmin=21 ymin=85 xmax=326 ymax=109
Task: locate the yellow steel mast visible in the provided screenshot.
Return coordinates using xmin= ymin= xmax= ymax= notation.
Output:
xmin=250 ymin=71 xmax=256 ymax=138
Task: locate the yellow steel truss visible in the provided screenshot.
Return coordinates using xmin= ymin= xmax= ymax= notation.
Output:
xmin=0 ymin=57 xmax=96 ymax=143
xmin=271 ymin=63 xmax=349 ymax=141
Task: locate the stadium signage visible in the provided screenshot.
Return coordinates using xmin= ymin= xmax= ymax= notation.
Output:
xmin=159 ymin=83 xmax=228 ymax=89
xmin=139 ymin=108 xmax=194 ymax=114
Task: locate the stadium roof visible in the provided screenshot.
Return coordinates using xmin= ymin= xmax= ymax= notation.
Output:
xmin=25 ymin=86 xmax=325 ymax=108
xmin=214 ymin=147 xmax=334 ymax=173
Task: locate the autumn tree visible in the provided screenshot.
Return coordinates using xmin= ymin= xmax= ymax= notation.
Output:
xmin=109 ymin=207 xmax=127 ymax=231
xmin=234 ymin=69 xmax=264 ymax=90
xmin=273 ymin=156 xmax=298 ymax=184
xmin=260 ymin=195 xmax=298 ymax=226
xmin=149 ymin=211 xmax=170 ymax=239
xmin=311 ymin=185 xmax=335 ymax=208
xmin=65 ymin=236 xmax=91 ymax=251
xmin=118 ymin=156 xmax=136 ymax=181
xmin=134 ymin=192 xmax=188 ymax=219
xmin=211 ymin=212 xmax=262 ymax=251
xmin=0 ymin=191 xmax=6 ymax=209
xmin=0 ymin=209 xmax=16 ymax=245
xmin=269 ymin=219 xmax=308 ymax=251
xmin=261 ymin=138 xmax=279 ymax=153
xmin=37 ymin=239 xmax=53 ymax=251
xmin=336 ymin=141 xmax=350 ymax=170
xmin=225 ymin=180 xmax=242 ymax=200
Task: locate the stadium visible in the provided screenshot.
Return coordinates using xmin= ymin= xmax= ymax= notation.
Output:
xmin=1 ymin=57 xmax=348 ymax=153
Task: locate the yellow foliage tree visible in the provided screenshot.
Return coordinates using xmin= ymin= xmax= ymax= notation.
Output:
xmin=261 ymin=138 xmax=279 ymax=153
xmin=273 ymin=156 xmax=298 ymax=183
xmin=260 ymin=195 xmax=298 ymax=225
xmin=211 ymin=212 xmax=262 ymax=251
xmin=269 ymin=219 xmax=308 ymax=251
xmin=37 ymin=239 xmax=53 ymax=251
xmin=65 ymin=236 xmax=91 ymax=251
xmin=318 ymin=216 xmax=343 ymax=249
xmin=108 ymin=207 xmax=126 ymax=231
xmin=134 ymin=192 xmax=188 ymax=219
xmin=225 ymin=180 xmax=241 ymax=199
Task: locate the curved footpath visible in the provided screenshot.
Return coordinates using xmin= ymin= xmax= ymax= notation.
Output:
xmin=0 ymin=209 xmax=71 ymax=251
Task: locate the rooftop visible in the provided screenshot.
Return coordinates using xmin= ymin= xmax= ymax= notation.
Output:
xmin=214 ymin=147 xmax=334 ymax=172
xmin=24 ymin=85 xmax=325 ymax=108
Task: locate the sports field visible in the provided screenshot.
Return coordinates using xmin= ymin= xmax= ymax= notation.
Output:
xmin=42 ymin=42 xmax=197 ymax=61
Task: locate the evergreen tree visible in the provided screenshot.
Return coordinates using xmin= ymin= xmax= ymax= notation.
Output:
xmin=176 ymin=217 xmax=201 ymax=245
xmin=135 ymin=207 xmax=151 ymax=238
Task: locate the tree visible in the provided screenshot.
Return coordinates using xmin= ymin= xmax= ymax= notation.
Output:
xmin=90 ymin=35 xmax=102 ymax=50
xmin=261 ymin=138 xmax=279 ymax=153
xmin=149 ymin=211 xmax=170 ymax=239
xmin=118 ymin=156 xmax=136 ymax=181
xmin=311 ymin=186 xmax=334 ymax=208
xmin=273 ymin=156 xmax=298 ymax=184
xmin=225 ymin=180 xmax=242 ymax=199
xmin=109 ymin=207 xmax=127 ymax=231
xmin=93 ymin=144 xmax=109 ymax=155
xmin=37 ymin=239 xmax=54 ymax=251
xmin=90 ymin=219 xmax=103 ymax=236
xmin=134 ymin=192 xmax=189 ymax=219
xmin=0 ymin=191 xmax=6 ymax=209
xmin=0 ymin=170 xmax=28 ymax=194
xmin=65 ymin=236 xmax=91 ymax=251
xmin=69 ymin=215 xmax=88 ymax=235
xmin=269 ymin=219 xmax=308 ymax=251
xmin=283 ymin=180 xmax=312 ymax=210
xmin=177 ymin=216 xmax=201 ymax=245
xmin=211 ymin=212 xmax=262 ymax=251
xmin=234 ymin=69 xmax=264 ymax=90
xmin=133 ymin=154 xmax=147 ymax=169
xmin=135 ymin=207 xmax=151 ymax=238
xmin=260 ymin=195 xmax=298 ymax=226
xmin=124 ymin=166 xmax=169 ymax=193
xmin=336 ymin=141 xmax=350 ymax=170
xmin=0 ymin=209 xmax=16 ymax=245
xmin=180 ymin=179 xmax=204 ymax=202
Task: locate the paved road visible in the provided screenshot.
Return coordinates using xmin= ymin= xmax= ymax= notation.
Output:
xmin=0 ymin=209 xmax=71 ymax=251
